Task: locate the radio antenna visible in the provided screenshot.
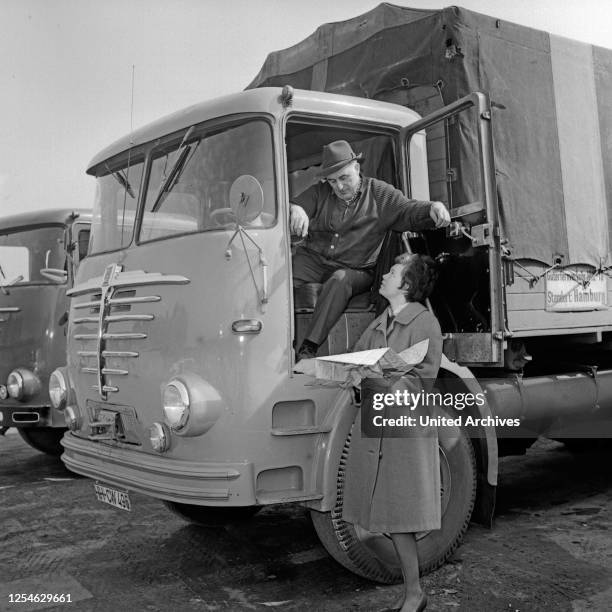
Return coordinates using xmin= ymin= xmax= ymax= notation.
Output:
xmin=129 ymin=64 xmax=135 ymax=144
xmin=119 ymin=64 xmax=136 ymax=240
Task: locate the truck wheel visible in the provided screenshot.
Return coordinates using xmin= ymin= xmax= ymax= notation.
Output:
xmin=18 ymin=427 xmax=66 ymax=456
xmin=558 ymin=438 xmax=608 ymax=452
xmin=163 ymin=501 xmax=261 ymax=526
xmin=311 ymin=415 xmax=477 ymax=583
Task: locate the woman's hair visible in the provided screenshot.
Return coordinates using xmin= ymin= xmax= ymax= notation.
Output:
xmin=395 ymin=253 xmax=438 ymax=303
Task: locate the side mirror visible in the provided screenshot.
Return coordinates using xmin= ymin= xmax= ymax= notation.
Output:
xmin=229 ymin=175 xmax=264 ymax=225
xmin=39 ymin=268 xmax=67 ymax=283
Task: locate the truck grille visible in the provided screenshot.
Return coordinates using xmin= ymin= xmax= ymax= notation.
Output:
xmin=68 ymin=264 xmax=189 ymax=400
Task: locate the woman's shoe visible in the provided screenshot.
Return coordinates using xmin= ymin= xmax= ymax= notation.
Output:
xmin=379 ymin=594 xmax=427 ymax=612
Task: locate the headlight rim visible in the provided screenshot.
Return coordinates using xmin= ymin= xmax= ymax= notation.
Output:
xmin=7 ymin=368 xmax=41 ymax=402
xmin=7 ymin=370 xmax=25 ymax=400
xmin=49 ymin=368 xmax=68 ymax=411
xmin=163 ymin=379 xmax=191 ymax=432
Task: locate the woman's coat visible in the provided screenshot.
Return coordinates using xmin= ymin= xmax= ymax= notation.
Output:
xmin=341 ymin=301 xmax=443 ymax=533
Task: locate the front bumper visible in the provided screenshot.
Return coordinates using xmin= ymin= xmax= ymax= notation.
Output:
xmin=61 ymin=432 xmax=257 ymax=506
xmin=0 ymin=404 xmax=51 ymax=428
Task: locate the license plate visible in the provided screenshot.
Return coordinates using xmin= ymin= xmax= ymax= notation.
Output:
xmin=94 ymin=482 xmax=132 ymax=511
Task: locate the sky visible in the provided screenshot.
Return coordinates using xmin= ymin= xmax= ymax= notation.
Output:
xmin=1 ymin=0 xmax=612 ymax=218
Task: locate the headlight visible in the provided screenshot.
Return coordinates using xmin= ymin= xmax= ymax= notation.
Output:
xmin=149 ymin=422 xmax=170 ymax=452
xmin=162 ymin=380 xmax=190 ymax=431
xmin=7 ymin=369 xmax=41 ymax=401
xmin=7 ymin=371 xmax=24 ymax=399
xmin=64 ymin=405 xmax=81 ymax=431
xmin=49 ymin=369 xmax=68 ymax=410
xmin=161 ymin=373 xmax=223 ymax=437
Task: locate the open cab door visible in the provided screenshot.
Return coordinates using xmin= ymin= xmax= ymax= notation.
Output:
xmin=400 ymin=92 xmax=505 ymax=366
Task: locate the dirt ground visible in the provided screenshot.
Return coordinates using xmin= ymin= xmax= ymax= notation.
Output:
xmin=1 ymin=431 xmax=611 ymax=612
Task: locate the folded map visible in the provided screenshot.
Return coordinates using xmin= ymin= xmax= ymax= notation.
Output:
xmin=295 ymin=339 xmax=429 ymax=386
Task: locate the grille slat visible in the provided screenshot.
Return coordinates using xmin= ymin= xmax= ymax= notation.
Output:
xmin=105 ymin=314 xmax=154 ymax=323
xmin=82 ymin=367 xmax=129 ymax=376
xmin=108 ymin=295 xmax=161 ymax=305
xmin=78 ymin=350 xmax=139 ymax=358
xmin=73 ymin=301 xmax=100 ymax=310
xmin=103 ymin=332 xmax=147 ymax=340
xmin=73 ymin=316 xmax=99 ymax=324
xmin=102 ymin=368 xmax=129 ymax=376
xmin=91 ymin=385 xmax=119 ymax=393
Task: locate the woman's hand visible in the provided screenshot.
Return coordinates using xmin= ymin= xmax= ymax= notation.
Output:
xmin=293 ymin=357 xmax=316 ymax=376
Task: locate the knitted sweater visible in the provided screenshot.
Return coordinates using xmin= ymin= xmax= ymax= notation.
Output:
xmin=293 ymin=176 xmax=435 ymax=268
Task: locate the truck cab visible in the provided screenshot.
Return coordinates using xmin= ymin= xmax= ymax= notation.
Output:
xmin=0 ymin=209 xmax=91 ymax=455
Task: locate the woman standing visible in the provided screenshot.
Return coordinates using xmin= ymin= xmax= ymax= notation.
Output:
xmin=343 ymin=253 xmax=442 ymax=612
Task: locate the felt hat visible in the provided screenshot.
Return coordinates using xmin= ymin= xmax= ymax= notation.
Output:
xmin=317 ymin=140 xmax=363 ymax=177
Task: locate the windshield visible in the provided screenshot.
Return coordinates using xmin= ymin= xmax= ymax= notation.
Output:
xmin=0 ymin=226 xmax=66 ymax=286
xmin=89 ymin=158 xmax=145 ymax=254
xmin=139 ymin=118 xmax=276 ymax=242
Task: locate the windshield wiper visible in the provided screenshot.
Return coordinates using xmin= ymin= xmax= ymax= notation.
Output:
xmin=109 ymin=169 xmax=136 ymax=199
xmin=151 ymin=126 xmax=196 ymax=213
xmin=0 ymin=264 xmax=23 ymax=295
xmin=0 ymin=263 xmax=6 ymax=295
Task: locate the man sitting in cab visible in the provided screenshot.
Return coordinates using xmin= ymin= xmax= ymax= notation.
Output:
xmin=289 ymin=140 xmax=450 ymax=360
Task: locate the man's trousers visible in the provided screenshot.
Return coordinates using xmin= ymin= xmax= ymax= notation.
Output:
xmin=292 ymin=247 xmax=374 ymax=346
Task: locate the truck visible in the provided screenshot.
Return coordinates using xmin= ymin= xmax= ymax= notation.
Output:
xmin=53 ymin=4 xmax=611 ymax=583
xmin=0 ymin=209 xmax=91 ymax=455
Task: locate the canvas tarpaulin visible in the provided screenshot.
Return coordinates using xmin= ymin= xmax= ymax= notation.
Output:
xmin=248 ymin=3 xmax=612 ymax=269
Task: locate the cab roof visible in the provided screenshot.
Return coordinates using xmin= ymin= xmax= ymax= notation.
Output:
xmin=87 ymin=87 xmax=420 ymax=173
xmin=0 ymin=208 xmax=92 ymax=232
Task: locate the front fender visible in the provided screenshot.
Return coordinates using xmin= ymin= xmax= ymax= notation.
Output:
xmin=304 ymin=388 xmax=357 ymax=512
xmin=438 ymin=355 xmax=498 ymax=527
xmin=438 ymin=355 xmax=498 ymax=487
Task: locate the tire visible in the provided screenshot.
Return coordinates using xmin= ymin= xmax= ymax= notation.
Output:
xmin=311 ymin=411 xmax=477 ymax=584
xmin=163 ymin=501 xmax=261 ymax=526
xmin=18 ymin=427 xmax=66 ymax=456
xmin=557 ymin=438 xmax=609 ymax=453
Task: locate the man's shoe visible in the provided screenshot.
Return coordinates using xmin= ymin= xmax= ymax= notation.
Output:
xmin=296 ymin=340 xmax=318 ymax=361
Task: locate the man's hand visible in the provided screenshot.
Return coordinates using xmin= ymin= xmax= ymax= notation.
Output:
xmin=290 ymin=204 xmax=309 ymax=237
xmin=429 ymin=201 xmax=451 ymax=228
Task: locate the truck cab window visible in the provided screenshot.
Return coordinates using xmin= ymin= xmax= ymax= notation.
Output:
xmin=140 ymin=119 xmax=276 ymax=242
xmin=89 ymin=160 xmax=145 ymax=254
xmin=0 ymin=226 xmax=66 ymax=285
